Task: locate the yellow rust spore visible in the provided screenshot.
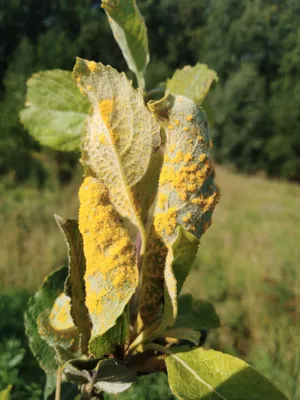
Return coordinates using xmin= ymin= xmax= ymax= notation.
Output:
xmin=154 ymin=207 xmax=177 ymax=238
xmin=88 ymin=61 xmax=97 ymax=72
xmin=186 ymin=114 xmax=193 ymax=122
xmin=78 ymin=177 xmax=138 ymax=322
xmin=99 ymin=134 xmax=106 ymax=144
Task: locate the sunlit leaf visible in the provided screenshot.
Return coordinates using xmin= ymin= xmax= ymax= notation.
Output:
xmin=0 ymin=385 xmax=12 ymax=400
xmin=102 ymin=0 xmax=149 ymax=90
xmin=74 ymin=58 xmax=161 ymax=250
xmin=55 ymin=215 xmax=91 ymax=354
xmin=139 ymin=93 xmax=219 ymax=324
xmin=78 ymin=177 xmax=138 ymax=337
xmin=167 ymin=64 xmax=218 ymax=105
xmin=20 ymin=70 xmax=89 ymax=151
xmin=165 ymin=347 xmax=288 ymax=400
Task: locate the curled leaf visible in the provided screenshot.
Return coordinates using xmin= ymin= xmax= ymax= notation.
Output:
xmin=78 ymin=177 xmax=138 ymax=338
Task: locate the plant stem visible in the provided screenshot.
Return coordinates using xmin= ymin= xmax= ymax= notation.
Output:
xmin=55 ymin=367 xmax=62 ymax=400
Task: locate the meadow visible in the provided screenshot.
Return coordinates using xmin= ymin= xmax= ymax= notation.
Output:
xmin=1 ymin=166 xmax=300 ymax=399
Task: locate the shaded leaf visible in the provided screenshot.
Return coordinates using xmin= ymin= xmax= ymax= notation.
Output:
xmin=25 ymin=266 xmax=68 ymax=376
xmin=55 ymin=215 xmax=91 ymax=354
xmin=174 ymin=294 xmax=220 ymax=331
xmin=167 ymin=64 xmax=218 ymax=105
xmin=165 ymin=347 xmax=288 ymax=400
xmin=78 ymin=177 xmax=138 ymax=337
xmin=74 ymin=58 xmax=161 ymax=249
xmin=102 ymin=0 xmax=149 ymax=90
xmin=89 ymin=309 xmax=129 ymax=358
xmin=161 ymin=328 xmax=201 ymax=346
xmin=93 ymin=359 xmax=136 ymax=394
xmin=20 ymin=70 xmax=90 ymax=151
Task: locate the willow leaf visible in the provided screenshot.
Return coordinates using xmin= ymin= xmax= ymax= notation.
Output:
xmin=24 ymin=267 xmax=68 ymax=376
xmin=78 ymin=177 xmax=138 ymax=337
xmin=20 ymin=70 xmax=90 ymax=151
xmin=102 ymin=0 xmax=149 ymax=90
xmin=175 ymin=294 xmax=220 ymax=331
xmin=54 ymin=215 xmax=91 ymax=354
xmin=89 ymin=309 xmax=130 ymax=358
xmin=165 ymin=347 xmax=288 ymax=400
xmin=74 ymin=58 xmax=160 ymax=249
xmin=167 ymin=64 xmax=218 ymax=106
xmin=37 ymin=293 xmax=78 ymax=351
xmin=139 ymin=94 xmax=219 ymax=324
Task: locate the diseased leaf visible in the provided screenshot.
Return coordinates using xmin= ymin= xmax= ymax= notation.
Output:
xmin=140 ymin=93 xmax=219 ymax=324
xmin=102 ymin=0 xmax=149 ymax=90
xmin=74 ymin=58 xmax=161 ymax=249
xmin=37 ymin=294 xmax=78 ymax=351
xmin=25 ymin=266 xmax=68 ymax=376
xmin=174 ymin=294 xmax=220 ymax=331
xmin=93 ymin=359 xmax=136 ymax=394
xmin=89 ymin=309 xmax=129 ymax=358
xmin=78 ymin=177 xmax=138 ymax=337
xmin=165 ymin=347 xmax=288 ymax=400
xmin=138 ymin=227 xmax=198 ymax=343
xmin=54 ymin=215 xmax=91 ymax=354
xmin=167 ymin=64 xmax=218 ymax=105
xmin=20 ymin=70 xmax=90 ymax=151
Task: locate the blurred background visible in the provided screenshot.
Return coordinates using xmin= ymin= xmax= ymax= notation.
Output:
xmin=0 ymin=0 xmax=299 ymax=398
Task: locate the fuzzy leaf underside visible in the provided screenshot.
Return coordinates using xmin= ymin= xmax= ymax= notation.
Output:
xmin=20 ymin=70 xmax=90 ymax=151
xmin=55 ymin=215 xmax=91 ymax=354
xmin=25 ymin=266 xmax=68 ymax=376
xmin=78 ymin=177 xmax=138 ymax=337
xmin=93 ymin=359 xmax=137 ymax=394
xmin=165 ymin=347 xmax=288 ymax=400
xmin=167 ymin=64 xmax=218 ymax=106
xmin=102 ymin=0 xmax=149 ymax=90
xmin=74 ymin=58 xmax=160 ymax=231
xmin=174 ymin=294 xmax=220 ymax=331
xmin=89 ymin=310 xmax=129 ymax=358
xmin=140 ymin=93 xmax=219 ymax=323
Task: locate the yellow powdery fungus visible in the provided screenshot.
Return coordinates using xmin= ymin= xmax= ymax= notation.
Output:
xmin=78 ymin=177 xmax=138 ymax=336
xmin=140 ymin=94 xmax=220 ymax=324
xmin=49 ymin=293 xmax=75 ymax=332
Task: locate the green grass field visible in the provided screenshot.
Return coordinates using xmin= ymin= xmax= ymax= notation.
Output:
xmin=1 ymin=166 xmax=300 ymax=399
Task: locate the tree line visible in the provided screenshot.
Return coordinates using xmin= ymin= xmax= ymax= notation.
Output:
xmin=1 ymin=0 xmax=299 ymax=183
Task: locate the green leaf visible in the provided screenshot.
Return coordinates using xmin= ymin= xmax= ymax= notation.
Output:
xmin=167 ymin=64 xmax=218 ymax=105
xmin=93 ymin=359 xmax=136 ymax=394
xmin=78 ymin=177 xmax=139 ymax=337
xmin=164 ymin=347 xmax=288 ymax=400
xmin=74 ymin=58 xmax=161 ymax=250
xmin=0 ymin=386 xmax=12 ymax=400
xmin=138 ymin=227 xmax=198 ymax=344
xmin=89 ymin=309 xmax=129 ymax=358
xmin=20 ymin=70 xmax=90 ymax=151
xmin=161 ymin=328 xmax=201 ymax=346
xmin=102 ymin=0 xmax=149 ymax=90
xmin=25 ymin=266 xmax=68 ymax=376
xmin=163 ymin=227 xmax=199 ymax=327
xmin=174 ymin=294 xmax=220 ymax=331
xmin=55 ymin=215 xmax=91 ymax=354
